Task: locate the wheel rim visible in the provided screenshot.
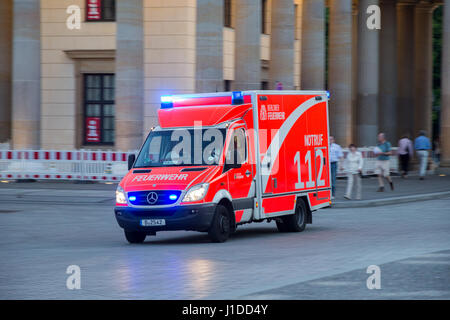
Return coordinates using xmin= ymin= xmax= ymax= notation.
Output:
xmin=220 ymin=214 xmax=230 ymax=235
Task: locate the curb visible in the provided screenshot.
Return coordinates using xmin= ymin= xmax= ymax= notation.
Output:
xmin=330 ymin=191 xmax=450 ymax=208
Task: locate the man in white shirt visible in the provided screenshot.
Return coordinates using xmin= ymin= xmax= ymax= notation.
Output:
xmin=329 ymin=136 xmax=343 ymax=199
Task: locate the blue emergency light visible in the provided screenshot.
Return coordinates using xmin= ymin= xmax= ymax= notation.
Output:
xmin=169 ymin=194 xmax=178 ymax=201
xmin=129 ymin=196 xmax=137 ymax=202
xmin=161 ymin=95 xmax=174 ymax=109
xmin=326 ymin=91 xmax=330 ymax=99
xmin=232 ymin=91 xmax=244 ymax=105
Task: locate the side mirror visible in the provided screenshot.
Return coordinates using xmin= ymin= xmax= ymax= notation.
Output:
xmin=128 ymin=154 xmax=136 ymax=171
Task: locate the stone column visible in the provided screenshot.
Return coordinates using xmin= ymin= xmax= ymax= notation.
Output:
xmin=269 ymin=0 xmax=295 ymax=90
xmin=115 ymin=0 xmax=144 ymax=151
xmin=0 ymin=0 xmax=12 ymax=143
xmin=379 ymin=0 xmax=397 ymax=143
xmin=234 ymin=0 xmax=261 ymax=90
xmin=413 ymin=3 xmax=434 ymax=138
xmin=11 ymin=0 xmax=40 ymax=149
xmin=356 ymin=0 xmax=380 ymax=146
xmin=352 ymin=3 xmax=358 ymax=141
xmin=441 ymin=0 xmax=450 ymax=166
xmin=328 ymin=0 xmax=353 ymax=145
xmin=396 ymin=2 xmax=415 ymax=140
xmin=196 ymin=0 xmax=223 ymax=92
xmin=301 ymin=0 xmax=325 ymax=89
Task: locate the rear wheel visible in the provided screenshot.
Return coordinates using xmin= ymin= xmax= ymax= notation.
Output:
xmin=277 ymin=198 xmax=307 ymax=232
xmin=124 ymin=230 xmax=146 ymax=244
xmin=208 ymin=205 xmax=231 ymax=243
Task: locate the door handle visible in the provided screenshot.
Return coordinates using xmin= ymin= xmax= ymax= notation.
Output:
xmin=272 ymin=178 xmax=277 ymax=189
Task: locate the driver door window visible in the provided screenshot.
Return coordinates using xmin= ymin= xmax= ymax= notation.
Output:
xmin=226 ymin=127 xmax=253 ymax=201
xmin=225 ymin=128 xmax=247 ymax=167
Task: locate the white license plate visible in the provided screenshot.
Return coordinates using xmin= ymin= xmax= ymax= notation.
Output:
xmin=140 ymin=219 xmax=166 ymax=226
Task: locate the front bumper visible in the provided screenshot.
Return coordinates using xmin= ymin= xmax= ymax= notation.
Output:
xmin=114 ymin=203 xmax=216 ymax=233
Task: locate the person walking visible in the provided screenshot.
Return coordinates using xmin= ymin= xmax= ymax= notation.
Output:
xmin=375 ymin=133 xmax=394 ymax=192
xmin=398 ymin=134 xmax=413 ymax=178
xmin=344 ymin=144 xmax=363 ymax=200
xmin=414 ymin=130 xmax=431 ymax=180
xmin=329 ymin=136 xmax=343 ymax=199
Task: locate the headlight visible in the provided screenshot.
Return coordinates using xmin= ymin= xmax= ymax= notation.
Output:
xmin=116 ymin=186 xmax=127 ymax=204
xmin=182 ymin=183 xmax=209 ymax=202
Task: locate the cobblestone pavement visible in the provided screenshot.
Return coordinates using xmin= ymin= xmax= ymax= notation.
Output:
xmin=0 ymin=189 xmax=449 ymax=299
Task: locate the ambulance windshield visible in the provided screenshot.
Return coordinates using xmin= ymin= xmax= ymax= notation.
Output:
xmin=133 ymin=128 xmax=227 ymax=168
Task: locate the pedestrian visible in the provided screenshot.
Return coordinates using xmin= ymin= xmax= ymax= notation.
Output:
xmin=374 ymin=133 xmax=394 ymax=192
xmin=397 ymin=133 xmax=413 ymax=178
xmin=344 ymin=144 xmax=363 ymax=200
xmin=414 ymin=130 xmax=431 ymax=180
xmin=329 ymin=136 xmax=343 ymax=199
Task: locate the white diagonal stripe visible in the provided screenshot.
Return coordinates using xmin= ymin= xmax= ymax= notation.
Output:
xmin=261 ymin=97 xmax=323 ymax=192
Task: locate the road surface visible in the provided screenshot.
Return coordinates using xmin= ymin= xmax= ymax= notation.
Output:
xmin=0 ymin=186 xmax=449 ymax=299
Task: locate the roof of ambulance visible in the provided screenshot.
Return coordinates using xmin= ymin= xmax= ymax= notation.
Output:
xmin=158 ymin=103 xmax=252 ymax=128
xmin=156 ymin=91 xmax=328 ymax=128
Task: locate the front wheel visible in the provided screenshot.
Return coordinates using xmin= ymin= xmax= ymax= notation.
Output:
xmin=208 ymin=205 xmax=231 ymax=243
xmin=124 ymin=230 xmax=146 ymax=244
xmin=278 ymin=198 xmax=307 ymax=232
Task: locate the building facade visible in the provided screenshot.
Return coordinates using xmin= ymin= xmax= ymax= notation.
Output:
xmin=0 ymin=0 xmax=449 ymax=165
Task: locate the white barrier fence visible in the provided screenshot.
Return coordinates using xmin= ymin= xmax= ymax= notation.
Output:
xmin=0 ymin=147 xmax=398 ymax=182
xmin=0 ymin=150 xmax=135 ymax=182
xmin=337 ymin=147 xmax=398 ymax=177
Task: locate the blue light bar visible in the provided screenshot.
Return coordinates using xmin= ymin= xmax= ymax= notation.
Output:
xmin=129 ymin=196 xmax=137 ymax=202
xmin=232 ymin=91 xmax=244 ymax=105
xmin=169 ymin=194 xmax=177 ymax=201
xmin=326 ymin=91 xmax=330 ymax=99
xmin=161 ymin=95 xmax=174 ymax=109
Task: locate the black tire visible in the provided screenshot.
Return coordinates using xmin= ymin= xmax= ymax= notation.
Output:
xmin=208 ymin=205 xmax=231 ymax=243
xmin=124 ymin=230 xmax=146 ymax=244
xmin=280 ymin=198 xmax=307 ymax=232
xmin=276 ymin=219 xmax=290 ymax=232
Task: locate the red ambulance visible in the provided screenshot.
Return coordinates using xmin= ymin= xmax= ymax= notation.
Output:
xmin=115 ymin=91 xmax=331 ymax=243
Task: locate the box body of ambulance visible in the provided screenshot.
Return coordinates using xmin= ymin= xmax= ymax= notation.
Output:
xmin=115 ymin=91 xmax=331 ymax=243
